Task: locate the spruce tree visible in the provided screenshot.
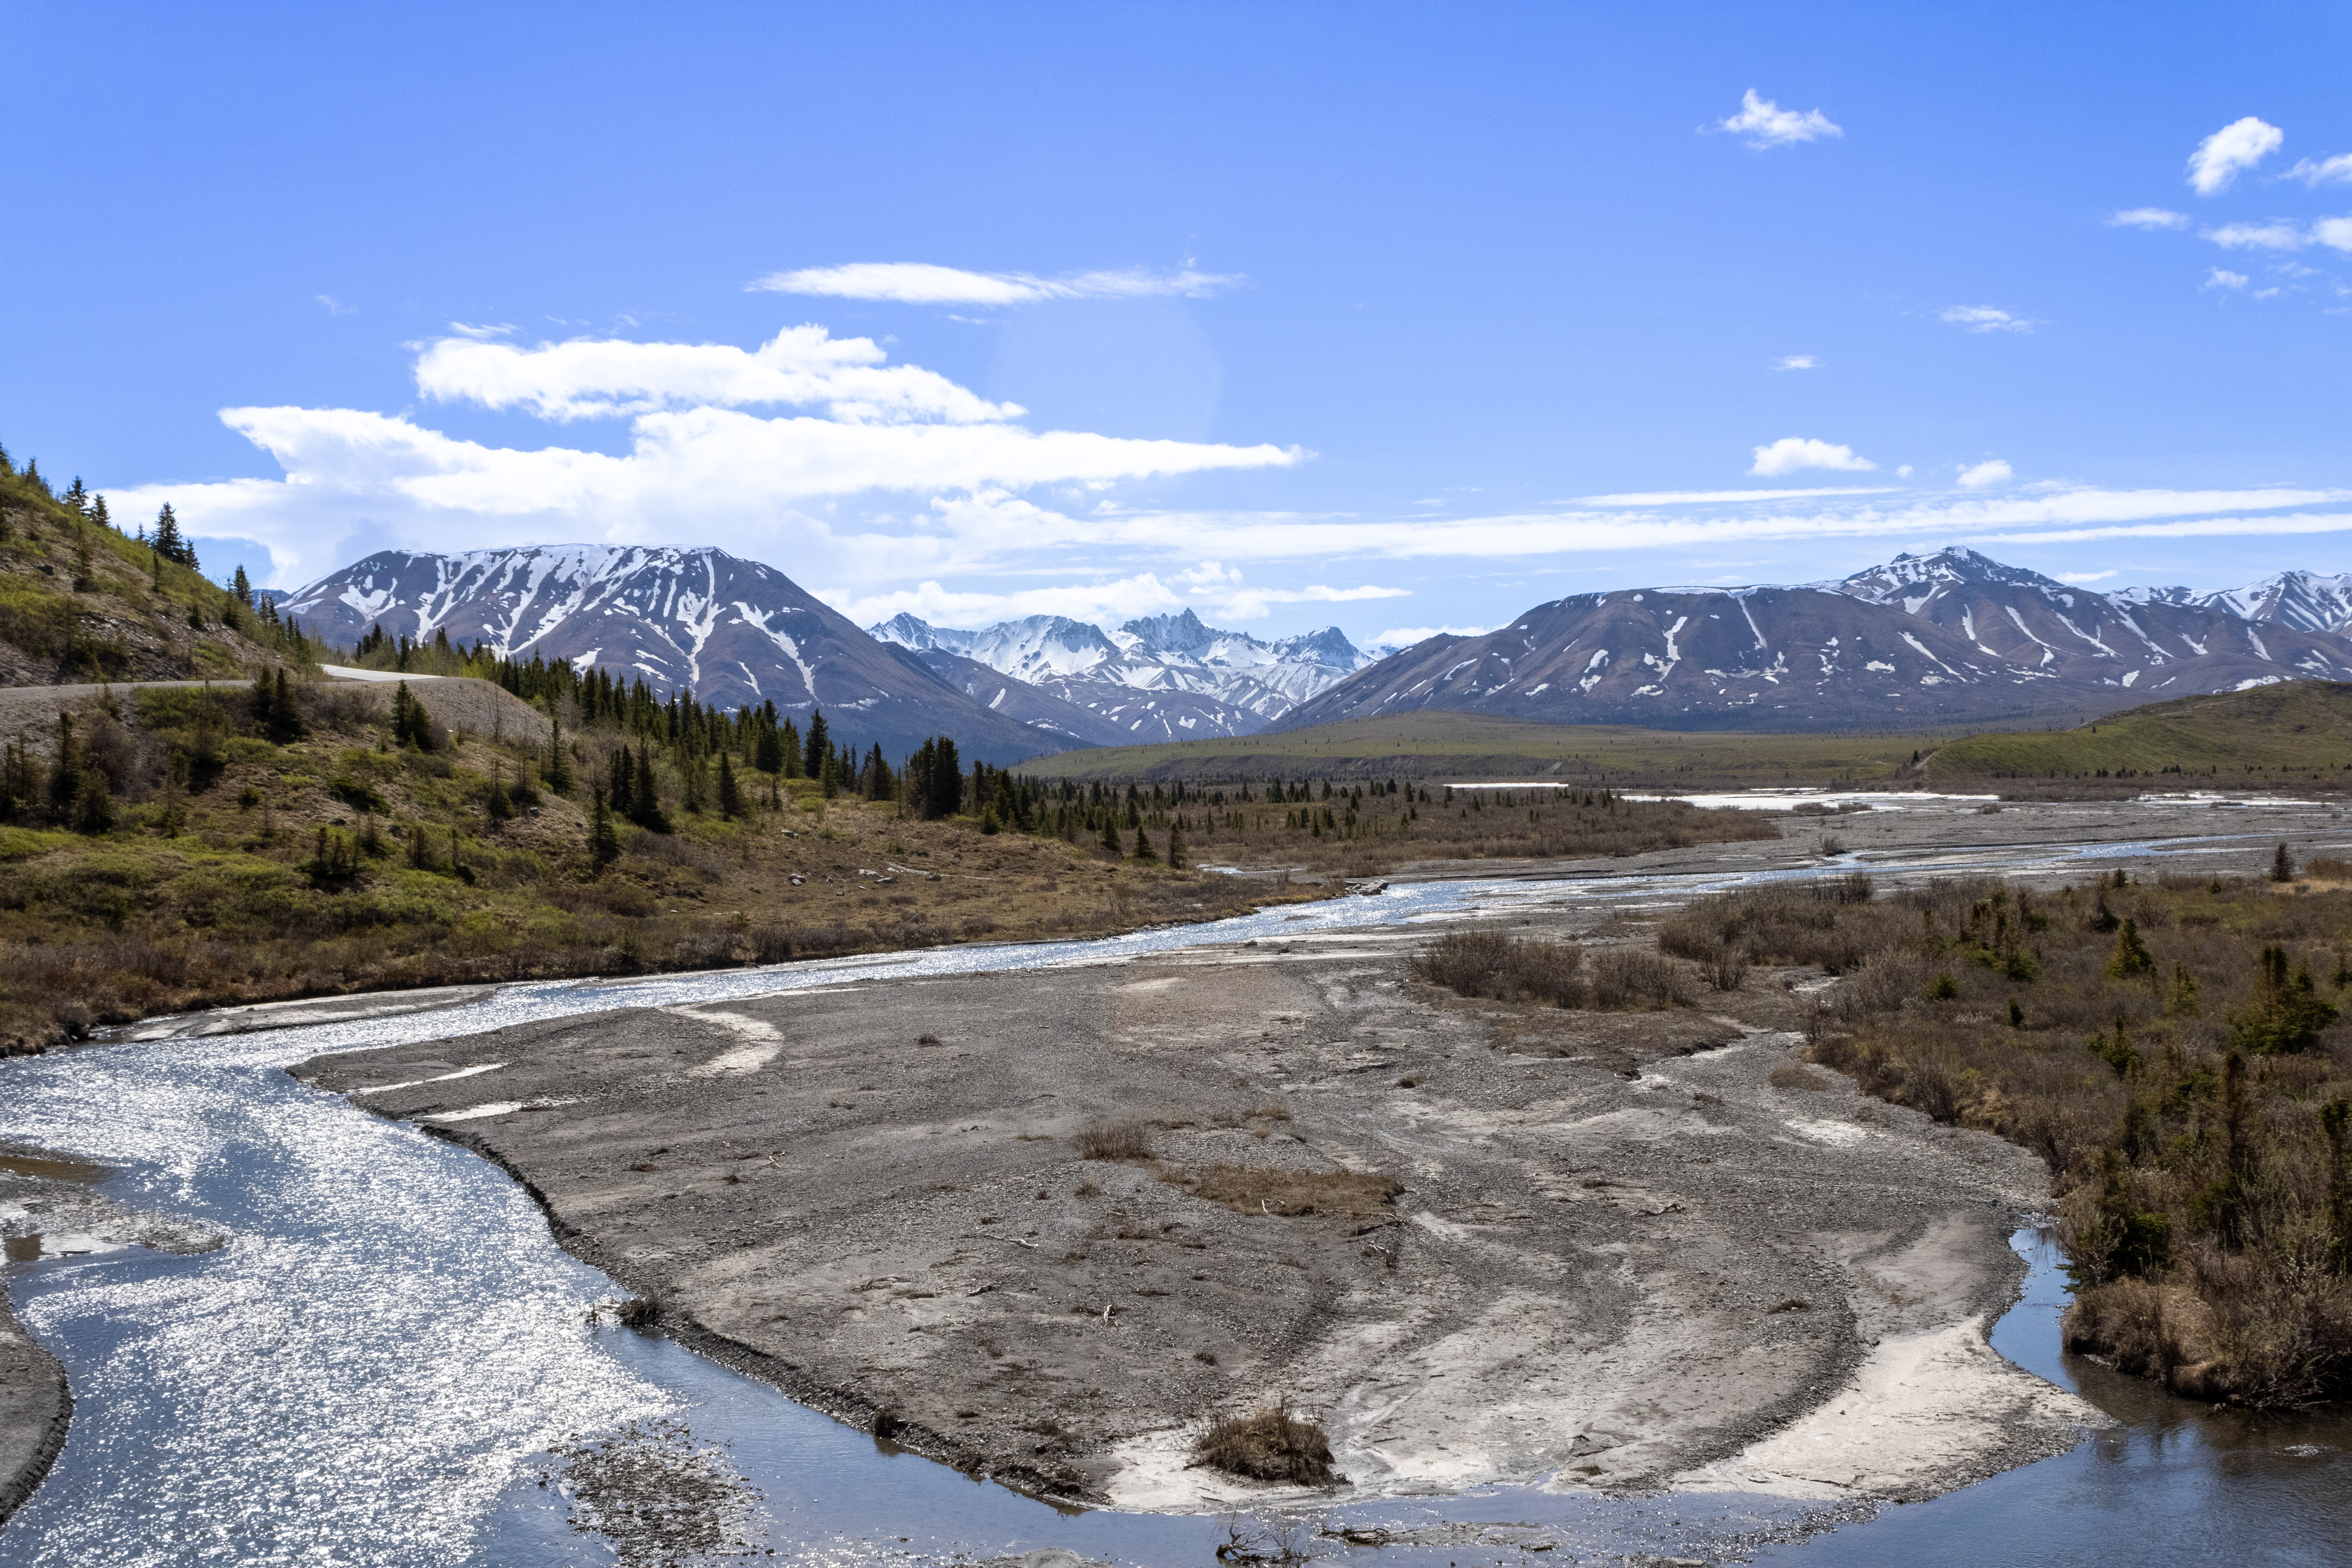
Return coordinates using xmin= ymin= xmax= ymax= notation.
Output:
xmin=1167 ymin=821 xmax=1187 ymax=870
xmin=590 ymin=787 xmax=621 ymax=871
xmin=1100 ymin=813 xmax=1123 ymax=855
xmin=802 ymin=707 xmax=829 ymax=780
xmin=153 ymin=503 xmax=187 ymax=566
xmin=608 ymin=748 xmax=634 ymax=817
xmin=717 ymin=752 xmax=745 ymax=820
xmin=232 ymin=565 xmax=252 ymax=607
xmin=755 ymin=726 xmax=783 ymax=776
xmin=91 ymin=494 xmax=109 ymax=531
xmin=543 ymin=717 xmax=572 ymax=793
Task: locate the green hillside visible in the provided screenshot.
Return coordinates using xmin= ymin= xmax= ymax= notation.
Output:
xmin=1926 ymin=680 xmax=2352 ymax=782
xmin=0 ymin=444 xmax=315 ymax=684
xmin=1016 ymin=710 xmax=1960 ymax=787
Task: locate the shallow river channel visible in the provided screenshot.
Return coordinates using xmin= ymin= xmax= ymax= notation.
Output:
xmin=4 ymin=834 xmax=2349 ymax=1565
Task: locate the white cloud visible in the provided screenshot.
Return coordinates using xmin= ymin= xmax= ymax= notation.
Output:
xmin=1373 ymin=624 xmax=1494 ymax=648
xmin=2315 ymin=216 xmax=2352 ymax=252
xmin=1940 ymin=305 xmax=2036 ymax=334
xmin=2058 ymin=570 xmax=2118 ymax=583
xmin=1775 ymin=354 xmax=1819 ymax=370
xmin=2285 ymin=153 xmax=2352 ymax=188
xmin=1217 ymin=582 xmax=1412 ymax=621
xmin=1076 ymin=485 xmax=2352 ymax=566
xmin=748 ymin=261 xmax=1243 ymax=305
xmin=1718 ymin=89 xmax=1842 ymax=148
xmin=1749 ymin=438 xmax=1876 ymax=477
xmin=1896 ymin=465 xmax=1915 ymax=479
xmin=1957 ymin=459 xmax=2014 ymax=489
xmin=414 ymin=325 xmax=1021 ymax=424
xmin=830 ymin=573 xmax=1191 ymax=630
xmin=1577 ymin=486 xmax=1894 ymax=505
xmin=2205 ymin=267 xmax=2251 ymax=290
xmin=2204 ymin=221 xmax=2305 ymax=250
xmin=2109 ymin=208 xmax=2191 ymax=230
xmin=118 ymin=325 xmax=1302 ymax=589
xmin=446 ymin=321 xmax=514 ymax=340
xmin=315 ymin=295 xmax=355 ymax=316
xmin=2187 ymin=116 xmax=2284 ymax=196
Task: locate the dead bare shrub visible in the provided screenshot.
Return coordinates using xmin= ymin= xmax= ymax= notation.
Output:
xmin=1192 ymin=1399 xmax=1343 ymax=1486
xmin=1077 ymin=1119 xmax=1154 ymax=1160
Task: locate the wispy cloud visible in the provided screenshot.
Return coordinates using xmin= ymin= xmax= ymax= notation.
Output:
xmin=2188 ymin=116 xmax=2284 ymax=196
xmin=747 ymin=261 xmax=1243 ymax=305
xmin=2204 ymin=221 xmax=2305 ymax=251
xmin=2317 ymin=217 xmax=2352 ymax=252
xmin=2109 ymin=208 xmax=2190 ymax=230
xmin=2058 ymin=570 xmax=2118 ymax=583
xmin=2284 ymin=153 xmax=2352 ymax=188
xmin=1957 ymin=459 xmax=2013 ymax=489
xmin=315 ymin=295 xmax=356 ymax=316
xmin=1577 ymin=486 xmax=1896 ymax=506
xmin=2205 ymin=267 xmax=2251 ymax=290
xmin=1749 ymin=438 xmax=1876 ymax=477
xmin=446 ymin=321 xmax=515 ymax=339
xmin=1940 ymin=305 xmax=2036 ymax=334
xmin=1775 ymin=354 xmax=1819 ymax=370
xmin=1372 ymin=624 xmax=1494 ymax=648
xmin=1717 ymin=89 xmax=1842 ymax=148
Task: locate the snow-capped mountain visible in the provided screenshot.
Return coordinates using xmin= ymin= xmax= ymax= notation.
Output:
xmin=868 ymin=608 xmax=1376 ymax=741
xmin=278 ymin=545 xmax=1096 ymax=762
xmin=1277 ymin=546 xmax=2352 ymax=733
xmin=2121 ymin=570 xmax=2352 ymax=638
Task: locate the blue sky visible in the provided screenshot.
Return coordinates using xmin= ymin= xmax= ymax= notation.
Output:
xmin=7 ymin=2 xmax=2352 ymax=648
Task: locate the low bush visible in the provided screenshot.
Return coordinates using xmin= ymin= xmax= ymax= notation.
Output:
xmin=1077 ymin=1119 xmax=1154 ymax=1160
xmin=1192 ymin=1399 xmax=1342 ymax=1486
xmin=1411 ymin=930 xmax=1688 ymax=1010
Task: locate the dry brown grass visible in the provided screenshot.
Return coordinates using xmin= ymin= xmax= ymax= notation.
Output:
xmin=1769 ymin=1060 xmax=1831 ymax=1092
xmin=1182 ymin=1165 xmax=1401 ymax=1218
xmin=1076 ymin=1119 xmax=1155 ymax=1161
xmin=1191 ymin=1399 xmax=1343 ymax=1486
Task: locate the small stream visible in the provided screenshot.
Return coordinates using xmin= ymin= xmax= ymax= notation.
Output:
xmin=3 ymin=825 xmax=2346 ymax=1564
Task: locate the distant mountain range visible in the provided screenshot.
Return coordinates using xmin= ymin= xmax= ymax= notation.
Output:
xmin=278 ymin=546 xmax=1087 ymax=763
xmin=2120 ymin=569 xmax=2352 ymax=638
xmin=867 ymin=608 xmax=1378 ymax=742
xmin=1276 ymin=548 xmax=2352 ymax=733
xmin=273 ymin=542 xmax=2352 ymax=757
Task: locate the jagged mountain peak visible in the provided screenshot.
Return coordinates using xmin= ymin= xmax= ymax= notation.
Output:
xmin=1119 ymin=608 xmax=1214 ymax=654
xmin=1835 ymin=545 xmax=2076 ymax=605
xmin=867 ymin=604 xmax=1374 ymax=737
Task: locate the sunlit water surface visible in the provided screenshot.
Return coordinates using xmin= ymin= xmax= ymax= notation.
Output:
xmin=3 ymin=827 xmax=2344 ymax=1564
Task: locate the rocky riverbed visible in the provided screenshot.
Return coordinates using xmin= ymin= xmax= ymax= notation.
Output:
xmin=291 ymin=809 xmax=2202 ymax=1510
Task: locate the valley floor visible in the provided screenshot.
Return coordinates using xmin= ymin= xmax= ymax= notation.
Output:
xmin=288 ymin=792 xmax=2347 ymax=1515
